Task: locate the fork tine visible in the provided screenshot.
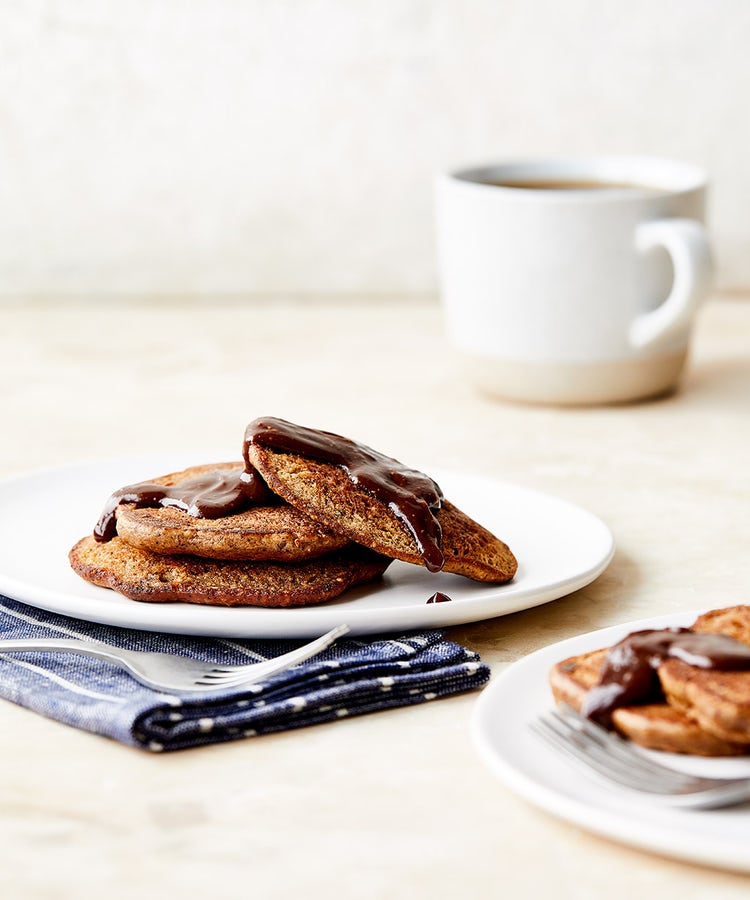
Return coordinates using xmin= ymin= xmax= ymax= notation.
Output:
xmin=192 ymin=624 xmax=351 ymax=688
xmin=531 ymin=718 xmax=681 ymax=794
xmin=558 ymin=706 xmax=746 ymax=792
xmin=529 ymin=704 xmax=750 ymax=809
xmin=534 ymin=716 xmax=661 ymax=790
xmin=194 ymin=672 xmax=264 ymax=686
xmin=537 ymin=713 xmax=688 ymax=792
xmin=533 ymin=711 xmax=750 ymax=808
xmin=193 ymin=675 xmax=238 ymax=684
xmin=550 ymin=708 xmax=696 ymax=788
xmin=199 ymin=665 xmax=309 ymax=688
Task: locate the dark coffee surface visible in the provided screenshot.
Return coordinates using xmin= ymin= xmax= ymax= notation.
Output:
xmin=486 ymin=178 xmax=661 ymax=192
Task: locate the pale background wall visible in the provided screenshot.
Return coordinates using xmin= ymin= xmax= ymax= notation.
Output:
xmin=1 ymin=0 xmax=748 ymax=297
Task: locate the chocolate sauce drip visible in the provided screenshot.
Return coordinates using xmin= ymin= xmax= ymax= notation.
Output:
xmin=426 ymin=592 xmax=452 ymax=604
xmin=582 ymin=627 xmax=750 ymax=724
xmin=245 ymin=417 xmax=445 ymax=572
xmin=94 ymin=466 xmax=274 ymax=542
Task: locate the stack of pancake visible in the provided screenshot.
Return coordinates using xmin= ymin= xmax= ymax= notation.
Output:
xmin=69 ymin=424 xmax=517 ymax=609
xmin=550 ymin=605 xmax=750 ymax=756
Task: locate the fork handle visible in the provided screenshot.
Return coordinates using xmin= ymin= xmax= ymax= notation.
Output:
xmin=0 ymin=637 xmax=127 ymax=666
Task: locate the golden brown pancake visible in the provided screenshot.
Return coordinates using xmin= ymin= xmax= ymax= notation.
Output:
xmin=110 ymin=462 xmax=347 ymax=562
xmin=692 ymin=604 xmax=750 ymax=645
xmin=69 ymin=535 xmax=392 ymax=608
xmin=549 ymin=647 xmax=748 ymax=756
xmin=245 ymin=445 xmax=517 ymax=583
xmin=116 ymin=504 xmax=349 ymax=561
xmin=658 ymin=605 xmax=750 ymax=745
xmin=659 ymin=662 xmax=750 ymax=745
xmin=110 ymin=463 xmax=349 ymax=562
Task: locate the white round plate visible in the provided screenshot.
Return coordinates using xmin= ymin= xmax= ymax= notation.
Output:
xmin=0 ymin=456 xmax=614 ymax=638
xmin=472 ymin=610 xmax=750 ymax=873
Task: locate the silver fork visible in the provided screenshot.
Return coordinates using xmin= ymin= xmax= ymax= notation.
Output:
xmin=531 ymin=705 xmax=750 ymax=809
xmin=0 ymin=624 xmax=350 ymax=694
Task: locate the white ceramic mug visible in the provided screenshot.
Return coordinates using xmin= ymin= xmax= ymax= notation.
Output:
xmin=436 ymin=156 xmax=714 ymax=405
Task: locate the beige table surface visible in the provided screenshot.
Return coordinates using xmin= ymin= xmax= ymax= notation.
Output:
xmin=0 ymin=295 xmax=749 ymax=898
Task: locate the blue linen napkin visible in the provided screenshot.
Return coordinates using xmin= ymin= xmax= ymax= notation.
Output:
xmin=0 ymin=596 xmax=489 ymax=751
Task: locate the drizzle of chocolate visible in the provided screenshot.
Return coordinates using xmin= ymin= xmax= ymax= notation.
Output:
xmin=93 ymin=465 xmax=274 ymax=542
xmin=245 ymin=416 xmax=445 ymax=572
xmin=426 ymin=592 xmax=452 ymax=604
xmin=582 ymin=627 xmax=750 ymax=724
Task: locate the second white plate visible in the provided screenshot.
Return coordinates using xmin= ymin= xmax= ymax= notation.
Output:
xmin=472 ymin=610 xmax=750 ymax=873
xmin=0 ymin=456 xmax=614 ymax=638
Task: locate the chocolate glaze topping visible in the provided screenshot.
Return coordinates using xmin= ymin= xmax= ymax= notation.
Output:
xmin=582 ymin=627 xmax=750 ymax=724
xmin=426 ymin=592 xmax=452 ymax=604
xmin=94 ymin=466 xmax=274 ymax=542
xmin=245 ymin=416 xmax=445 ymax=572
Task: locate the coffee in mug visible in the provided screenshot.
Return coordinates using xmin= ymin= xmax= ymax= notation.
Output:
xmin=436 ymin=156 xmax=714 ymax=405
xmin=486 ymin=179 xmax=662 ymax=192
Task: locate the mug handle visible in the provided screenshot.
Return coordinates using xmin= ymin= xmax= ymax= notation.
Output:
xmin=629 ymin=218 xmax=714 ymax=350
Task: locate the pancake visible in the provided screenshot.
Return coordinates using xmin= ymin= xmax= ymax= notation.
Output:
xmin=245 ymin=444 xmax=517 ymax=583
xmin=659 ymin=605 xmax=750 ymax=745
xmin=549 ymin=647 xmax=748 ymax=756
xmin=108 ymin=463 xmax=349 ymax=561
xmin=659 ymin=662 xmax=750 ymax=745
xmin=692 ymin=604 xmax=750 ymax=645
xmin=69 ymin=535 xmax=392 ymax=608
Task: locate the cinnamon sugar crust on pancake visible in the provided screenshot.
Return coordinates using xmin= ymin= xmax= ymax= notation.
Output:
xmin=112 ymin=463 xmax=348 ymax=562
xmin=116 ymin=503 xmax=349 ymax=562
xmin=69 ymin=536 xmax=391 ymax=609
xmin=245 ymin=444 xmax=517 ymax=583
xmin=98 ymin=462 xmax=347 ymax=563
